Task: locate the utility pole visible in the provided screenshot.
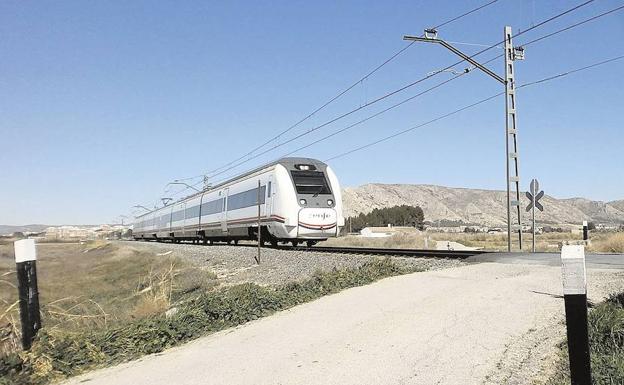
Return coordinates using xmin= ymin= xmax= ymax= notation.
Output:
xmin=404 ymin=26 xmax=525 ymax=251
xmin=503 ymin=26 xmax=524 ymax=252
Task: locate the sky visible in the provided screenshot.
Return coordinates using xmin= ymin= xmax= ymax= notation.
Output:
xmin=1 ymin=0 xmax=623 ymax=225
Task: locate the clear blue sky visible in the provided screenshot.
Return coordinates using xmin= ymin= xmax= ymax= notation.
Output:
xmin=1 ymin=0 xmax=623 ymax=225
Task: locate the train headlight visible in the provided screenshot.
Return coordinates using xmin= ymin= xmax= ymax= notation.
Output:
xmin=327 ymin=199 xmax=334 ymax=206
xmin=299 ymin=199 xmax=307 ymax=205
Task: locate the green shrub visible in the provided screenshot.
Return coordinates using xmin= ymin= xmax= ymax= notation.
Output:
xmin=347 ymin=205 xmax=425 ymax=231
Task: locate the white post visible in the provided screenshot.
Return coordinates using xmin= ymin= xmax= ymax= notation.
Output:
xmin=14 ymin=239 xmax=41 ymax=350
xmin=560 ymin=245 xmax=591 ymax=383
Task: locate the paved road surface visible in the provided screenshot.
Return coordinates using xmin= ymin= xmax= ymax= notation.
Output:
xmin=64 ymin=263 xmax=624 ymax=385
xmin=467 ymin=251 xmax=624 ymax=269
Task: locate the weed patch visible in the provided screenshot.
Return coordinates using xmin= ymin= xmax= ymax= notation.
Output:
xmin=0 ymin=258 xmax=413 ymax=385
xmin=545 ymin=292 xmax=624 ymax=385
xmin=0 ymin=242 xmax=216 ymax=359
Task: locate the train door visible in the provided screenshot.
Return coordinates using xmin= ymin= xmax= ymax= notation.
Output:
xmin=198 ymin=193 xmax=205 ymax=233
xmin=181 ymin=201 xmax=187 ymax=236
xmin=220 ymin=188 xmax=228 ymax=233
xmin=168 ymin=205 xmax=173 ymax=234
xmin=266 ymin=176 xmax=273 ymax=218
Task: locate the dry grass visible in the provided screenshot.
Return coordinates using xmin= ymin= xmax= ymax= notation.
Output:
xmin=588 ymin=233 xmax=624 ymax=253
xmin=324 ymin=232 xmax=432 ymax=249
xmin=0 ymin=298 xmax=20 ymax=356
xmin=131 ymin=262 xmax=177 ymax=319
xmin=328 ymin=230 xmax=624 ymax=252
xmin=0 ymin=241 xmax=217 ymax=356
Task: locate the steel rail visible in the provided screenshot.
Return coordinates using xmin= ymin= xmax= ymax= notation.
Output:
xmin=233 ymin=243 xmax=490 ymax=259
xmin=287 ymin=245 xmax=489 ymax=259
xmin=128 ymin=239 xmax=491 ymax=259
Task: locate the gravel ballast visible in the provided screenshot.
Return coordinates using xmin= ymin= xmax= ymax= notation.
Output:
xmin=121 ymin=241 xmax=465 ymax=286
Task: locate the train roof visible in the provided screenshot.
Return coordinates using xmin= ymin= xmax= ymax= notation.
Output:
xmin=134 ymin=157 xmax=327 ymax=219
xmin=210 ymin=157 xmax=327 ymax=191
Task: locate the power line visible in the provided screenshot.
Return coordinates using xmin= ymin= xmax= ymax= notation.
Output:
xmin=161 ymin=0 xmax=600 ymax=200
xmin=201 ymin=56 xmax=624 ymax=191
xmin=158 ymin=1 xmax=624 ymax=190
xmin=520 ymin=54 xmax=624 ymax=87
xmin=284 ymin=3 xmax=624 ymax=160
xmin=167 ymin=55 xmax=624 ymax=199
xmin=521 ymin=3 xmax=624 ymax=47
xmin=325 ymin=54 xmax=624 ymax=162
xmin=280 ymin=56 xmax=499 ymax=158
xmin=187 ymin=0 xmax=502 ymax=178
xmin=197 ymin=0 xmax=597 ymax=180
xmin=433 ymin=0 xmax=501 ymax=29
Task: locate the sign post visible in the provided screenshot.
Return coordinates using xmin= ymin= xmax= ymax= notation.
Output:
xmin=525 ymin=178 xmax=544 ymax=253
xmin=256 ymin=180 xmax=261 ymax=265
xmin=14 ymin=239 xmax=42 ymax=350
xmin=560 ymin=245 xmax=592 ymax=385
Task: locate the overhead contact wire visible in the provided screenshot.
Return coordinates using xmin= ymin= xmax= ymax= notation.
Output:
xmin=325 ymin=54 xmax=624 ymax=161
xmin=192 ymin=0 xmax=503 ymax=177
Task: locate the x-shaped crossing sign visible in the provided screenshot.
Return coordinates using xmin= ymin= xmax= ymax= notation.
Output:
xmin=526 ymin=179 xmax=544 ymax=212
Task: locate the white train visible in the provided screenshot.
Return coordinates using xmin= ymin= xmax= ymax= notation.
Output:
xmin=133 ymin=157 xmax=344 ymax=247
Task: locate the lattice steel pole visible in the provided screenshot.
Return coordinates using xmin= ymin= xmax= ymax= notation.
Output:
xmin=504 ymin=26 xmax=524 ymax=251
xmin=404 ymin=26 xmax=525 ymax=251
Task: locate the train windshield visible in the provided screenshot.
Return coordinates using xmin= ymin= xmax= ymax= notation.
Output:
xmin=291 ymin=170 xmax=332 ymax=195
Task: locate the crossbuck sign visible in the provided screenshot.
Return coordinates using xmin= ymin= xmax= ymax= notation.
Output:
xmin=526 ymin=179 xmax=544 ymax=212
xmin=526 ymin=179 xmax=544 ymax=253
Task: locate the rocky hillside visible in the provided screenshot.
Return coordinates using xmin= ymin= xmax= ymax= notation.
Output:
xmin=342 ymin=184 xmax=624 ymax=227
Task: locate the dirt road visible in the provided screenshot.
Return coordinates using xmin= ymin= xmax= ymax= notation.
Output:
xmin=64 ymin=263 xmax=624 ymax=385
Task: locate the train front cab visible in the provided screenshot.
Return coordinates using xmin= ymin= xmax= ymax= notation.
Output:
xmin=280 ymin=160 xmax=344 ymax=243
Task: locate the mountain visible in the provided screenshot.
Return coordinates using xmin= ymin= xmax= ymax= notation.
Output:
xmin=342 ymin=184 xmax=624 ymax=227
xmin=608 ymin=200 xmax=624 ymax=212
xmin=0 ymin=224 xmax=101 ymax=236
xmin=0 ymin=224 xmax=51 ymax=235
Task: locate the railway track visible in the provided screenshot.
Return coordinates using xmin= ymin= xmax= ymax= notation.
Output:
xmin=130 ymin=239 xmax=490 ymax=259
xmin=253 ymin=244 xmax=490 ymax=259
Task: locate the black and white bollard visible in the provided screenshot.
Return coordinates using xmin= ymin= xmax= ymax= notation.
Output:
xmin=560 ymin=245 xmax=591 ymax=385
xmin=14 ymin=239 xmax=42 ymax=350
xmin=582 ymin=221 xmax=589 ymax=241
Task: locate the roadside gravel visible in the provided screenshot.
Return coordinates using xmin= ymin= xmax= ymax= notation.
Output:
xmin=120 ymin=241 xmax=465 ymax=286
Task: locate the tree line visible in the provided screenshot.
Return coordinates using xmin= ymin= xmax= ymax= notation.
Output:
xmin=346 ymin=205 xmax=425 ymax=232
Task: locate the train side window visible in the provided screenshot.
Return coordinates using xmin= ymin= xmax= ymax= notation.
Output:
xmin=267 ymin=182 xmax=272 ymax=197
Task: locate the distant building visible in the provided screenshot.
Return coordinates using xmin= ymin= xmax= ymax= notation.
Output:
xmin=360 ymin=227 xmax=393 ymax=238
xmin=44 ymin=225 xmax=129 ymax=240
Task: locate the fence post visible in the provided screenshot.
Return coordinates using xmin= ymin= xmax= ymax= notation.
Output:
xmin=14 ymin=239 xmax=41 ymax=350
xmin=560 ymin=245 xmax=591 ymax=385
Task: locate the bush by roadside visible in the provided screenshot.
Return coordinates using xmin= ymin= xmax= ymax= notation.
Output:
xmin=545 ymin=292 xmax=624 ymax=385
xmin=0 ymin=258 xmax=416 ymax=385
